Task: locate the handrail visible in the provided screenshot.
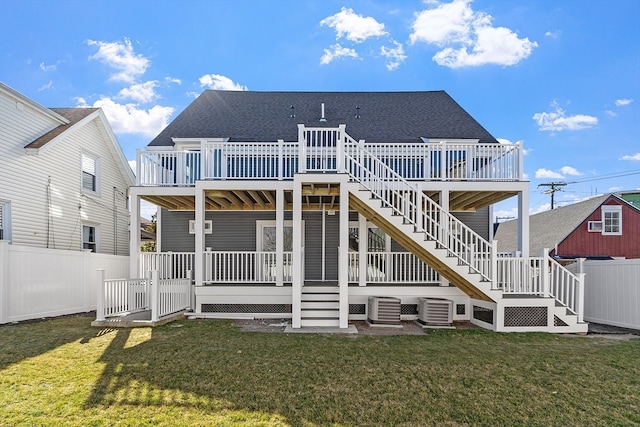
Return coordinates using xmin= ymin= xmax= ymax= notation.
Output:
xmin=342 ymin=134 xmax=494 ymax=282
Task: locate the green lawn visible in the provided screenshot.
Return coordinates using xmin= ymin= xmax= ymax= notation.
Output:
xmin=1 ymin=316 xmax=638 ymax=426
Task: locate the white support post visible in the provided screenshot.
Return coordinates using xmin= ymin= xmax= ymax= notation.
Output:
xmin=195 ymin=186 xmax=205 ymax=288
xmin=0 ymin=240 xmax=8 ymax=324
xmin=96 ymin=269 xmax=106 ymax=322
xmin=440 ymin=189 xmax=450 ymax=287
xmin=440 ymin=140 xmax=447 ymax=180
xmin=339 ymin=180 xmax=349 ymax=328
xmin=541 ymin=248 xmax=550 ymax=298
xmin=277 ymin=140 xmax=284 ymax=181
xmin=517 ymin=141 xmax=524 ymax=181
xmin=518 ymin=190 xmax=530 ymax=258
xmin=150 ymin=270 xmax=159 ymax=322
xmin=336 ymin=124 xmax=346 ymax=172
xmin=358 ymin=213 xmax=367 ymax=287
xmin=297 ymin=124 xmax=306 ymax=174
xmin=491 ymin=240 xmax=498 ymax=290
xmin=276 ymin=188 xmax=284 ymax=287
xmin=129 ymin=191 xmax=141 ymax=278
xmin=292 ymin=179 xmax=302 ymax=328
xmin=576 ymin=272 xmax=585 ymax=323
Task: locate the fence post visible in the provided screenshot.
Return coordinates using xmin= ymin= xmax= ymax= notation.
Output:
xmin=297 ymin=124 xmax=306 ymax=173
xmin=541 ymin=248 xmax=550 ymax=298
xmin=0 ymin=240 xmax=9 ymax=324
xmin=576 ymin=272 xmax=585 ymax=323
xmin=491 ymin=240 xmax=498 ymax=290
xmin=150 ymin=270 xmax=159 ymax=322
xmin=186 ymin=270 xmax=193 ymax=310
xmin=96 ymin=269 xmax=106 ymax=322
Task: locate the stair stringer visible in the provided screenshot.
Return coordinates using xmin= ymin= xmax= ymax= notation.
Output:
xmin=348 ymin=185 xmax=502 ymax=303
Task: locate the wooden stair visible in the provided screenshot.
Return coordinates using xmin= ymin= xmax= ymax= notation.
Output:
xmin=300 ymin=286 xmax=340 ymax=327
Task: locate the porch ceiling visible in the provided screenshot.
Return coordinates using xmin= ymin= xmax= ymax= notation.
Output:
xmin=142 ymin=187 xmax=515 ymax=212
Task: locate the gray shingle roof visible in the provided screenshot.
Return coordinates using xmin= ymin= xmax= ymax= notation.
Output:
xmin=25 ymin=108 xmax=98 ymax=149
xmin=148 ymin=90 xmax=498 ymax=147
xmin=494 ymin=195 xmax=609 ymax=255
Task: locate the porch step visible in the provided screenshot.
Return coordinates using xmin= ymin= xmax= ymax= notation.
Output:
xmin=301 ymin=293 xmax=339 ymax=302
xmin=301 ymin=309 xmax=339 ymax=318
xmin=301 ymin=301 xmax=339 ymax=309
xmin=300 ymin=318 xmax=340 ymax=327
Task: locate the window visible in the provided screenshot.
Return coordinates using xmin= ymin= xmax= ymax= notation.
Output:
xmin=189 ymin=220 xmax=212 ymax=234
xmin=602 ymin=205 xmax=622 ymax=235
xmin=81 ymin=152 xmax=99 ymax=193
xmin=83 ymin=225 xmax=98 ymax=252
xmin=0 ymin=201 xmax=7 ymax=240
xmin=256 ymin=220 xmax=302 ymax=252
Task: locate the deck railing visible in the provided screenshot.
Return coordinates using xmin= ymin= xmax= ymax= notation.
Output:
xmin=203 ymin=251 xmax=293 ymax=284
xmin=136 ymin=127 xmax=522 ymax=186
xmin=95 ymin=269 xmax=192 ymax=322
xmin=348 ymin=252 xmax=440 ymax=283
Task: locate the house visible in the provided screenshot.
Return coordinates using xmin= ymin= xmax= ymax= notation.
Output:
xmin=0 ymin=82 xmax=135 ymax=255
xmin=495 ymin=193 xmax=640 ymax=259
xmin=129 ymin=90 xmax=586 ymax=333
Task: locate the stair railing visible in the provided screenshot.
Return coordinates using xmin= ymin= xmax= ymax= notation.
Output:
xmin=341 ymin=135 xmax=493 ymax=282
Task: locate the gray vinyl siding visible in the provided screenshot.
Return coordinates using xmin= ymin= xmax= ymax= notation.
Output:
xmin=303 ymin=212 xmax=340 ymax=281
xmin=453 ymin=207 xmax=490 ymax=240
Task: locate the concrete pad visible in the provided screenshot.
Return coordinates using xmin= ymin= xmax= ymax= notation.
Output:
xmin=284 ymin=324 xmax=358 ymax=334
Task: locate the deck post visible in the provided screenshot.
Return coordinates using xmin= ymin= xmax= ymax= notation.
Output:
xmin=276 ymin=188 xmax=284 ymax=287
xmin=292 ymin=177 xmax=303 ymax=328
xmin=150 ymin=270 xmax=159 ymax=322
xmin=129 ymin=191 xmax=141 ymax=278
xmin=96 ymin=269 xmax=106 ymax=322
xmin=439 ymin=189 xmax=450 ymax=287
xmin=576 ymin=272 xmax=585 ymax=323
xmin=297 ymin=124 xmax=306 ymax=174
xmin=541 ymin=248 xmax=550 ymax=298
xmin=358 ymin=213 xmax=367 ymax=286
xmin=336 ymin=124 xmax=346 ymax=172
xmin=517 ymin=190 xmax=530 ymax=258
xmin=339 ymin=178 xmax=349 ymax=328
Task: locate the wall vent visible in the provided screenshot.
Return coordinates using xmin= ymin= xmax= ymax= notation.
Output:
xmin=417 ymin=297 xmax=453 ymax=326
xmin=588 ymin=221 xmax=602 ymax=232
xmin=367 ymin=296 xmax=401 ymax=324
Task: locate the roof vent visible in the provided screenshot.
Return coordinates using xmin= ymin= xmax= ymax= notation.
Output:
xmin=290 ymin=105 xmax=295 ymax=118
xmin=355 ymin=105 xmax=360 ymax=118
xmin=320 ymin=103 xmax=327 ymax=122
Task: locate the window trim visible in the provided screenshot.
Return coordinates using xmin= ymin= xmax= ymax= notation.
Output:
xmin=82 ymin=223 xmax=100 ymax=252
xmin=601 ymin=205 xmax=622 ymax=235
xmin=0 ymin=200 xmax=10 ymax=242
xmin=256 ymin=220 xmax=304 ymax=252
xmin=81 ymin=151 xmax=100 ymax=195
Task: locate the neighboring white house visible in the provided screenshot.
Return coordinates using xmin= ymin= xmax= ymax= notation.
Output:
xmin=0 ymin=82 xmax=135 ymax=255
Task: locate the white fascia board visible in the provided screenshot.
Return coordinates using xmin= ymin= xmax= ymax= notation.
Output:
xmin=0 ymin=82 xmax=69 ymax=125
xmin=25 ymin=109 xmax=101 ymax=156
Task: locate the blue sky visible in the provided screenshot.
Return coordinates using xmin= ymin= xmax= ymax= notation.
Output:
xmin=2 ymin=0 xmax=639 ymax=220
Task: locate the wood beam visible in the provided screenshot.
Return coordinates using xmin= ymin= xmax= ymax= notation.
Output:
xmin=248 ymin=190 xmax=265 ymax=209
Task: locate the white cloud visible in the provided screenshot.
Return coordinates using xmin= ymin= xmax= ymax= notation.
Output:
xmin=165 ymin=77 xmax=182 ymax=85
xmin=497 ymin=138 xmax=531 ymax=155
xmin=531 ymin=202 xmax=552 ymax=215
xmin=560 ymin=166 xmax=582 ymax=176
xmin=380 ymin=41 xmax=407 ymax=70
xmin=605 ymin=110 xmax=616 ymax=117
xmin=533 ymin=102 xmax=598 ymax=131
xmin=87 ymin=38 xmax=150 ymax=83
xmin=77 ymin=96 xmax=173 ymax=138
xmin=39 ymin=62 xmax=57 ymax=72
xmin=609 ymin=186 xmax=623 ymax=192
xmin=493 ymin=207 xmax=518 ymax=222
xmin=37 ymin=80 xmax=53 ymax=92
xmin=620 ymin=152 xmax=640 ymax=161
xmin=409 ymin=0 xmax=537 ymax=68
xmin=118 ymin=81 xmax=159 ymax=103
xmin=545 ymin=30 xmax=560 ymax=39
xmin=320 ymin=7 xmax=387 ymax=43
xmin=535 ymin=168 xmax=564 ymax=179
xmin=199 ymin=74 xmax=248 ymax=91
xmin=320 ymin=44 xmax=359 ymax=65
xmin=615 ymin=98 xmax=633 ymax=107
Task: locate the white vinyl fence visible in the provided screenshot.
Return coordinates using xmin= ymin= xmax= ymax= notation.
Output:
xmin=0 ymin=241 xmax=129 ymax=324
xmin=566 ymin=258 xmax=640 ymax=330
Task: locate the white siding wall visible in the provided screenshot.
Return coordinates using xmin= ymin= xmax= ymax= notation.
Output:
xmin=0 ymin=91 xmax=131 ymax=254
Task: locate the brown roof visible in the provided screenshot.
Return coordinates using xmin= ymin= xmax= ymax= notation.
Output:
xmin=24 ymin=108 xmax=98 ymax=150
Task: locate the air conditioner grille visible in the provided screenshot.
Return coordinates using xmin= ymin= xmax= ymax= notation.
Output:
xmin=417 ymin=297 xmax=453 ymax=326
xmin=367 ymin=296 xmax=401 ymax=324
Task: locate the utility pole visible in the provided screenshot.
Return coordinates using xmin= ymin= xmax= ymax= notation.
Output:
xmin=538 ymin=182 xmax=567 ymax=209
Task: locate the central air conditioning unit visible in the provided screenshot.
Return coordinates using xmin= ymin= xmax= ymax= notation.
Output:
xmin=417 ymin=297 xmax=453 ymax=326
xmin=368 ymin=296 xmax=401 ymax=324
